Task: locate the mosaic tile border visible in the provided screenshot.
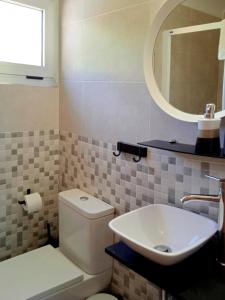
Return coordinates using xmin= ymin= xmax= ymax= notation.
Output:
xmin=0 ymin=129 xmax=59 ymax=260
xmin=60 ymin=130 xmax=222 ymax=221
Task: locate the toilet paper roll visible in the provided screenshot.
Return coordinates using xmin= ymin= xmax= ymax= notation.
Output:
xmin=23 ymin=193 xmax=42 ymax=214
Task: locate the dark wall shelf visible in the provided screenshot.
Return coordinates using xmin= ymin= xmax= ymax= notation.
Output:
xmin=139 ymin=140 xmax=225 ymax=159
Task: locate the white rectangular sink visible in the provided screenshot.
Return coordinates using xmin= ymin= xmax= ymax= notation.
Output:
xmin=109 ymin=204 xmax=218 ymax=265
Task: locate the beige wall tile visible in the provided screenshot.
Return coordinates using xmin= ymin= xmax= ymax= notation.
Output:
xmin=60 ymin=81 xmax=84 ymax=133
xmin=61 ymin=0 xmax=152 ymax=24
xmin=0 ymin=85 xmax=59 ymax=131
xmin=60 ymin=0 xmax=85 ymax=24
xmin=82 ymin=3 xmax=151 ymax=82
xmin=60 ymin=0 xmax=200 ymax=146
xmin=61 ymin=22 xmax=84 ymax=80
xmin=149 ymin=100 xmax=197 ymax=144
xmin=61 ymin=2 xmax=151 ymax=82
xmin=84 ymin=0 xmax=151 ymax=19
xmin=60 ymin=80 xmax=151 ymax=143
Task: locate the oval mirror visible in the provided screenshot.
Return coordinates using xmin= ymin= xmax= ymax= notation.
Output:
xmin=144 ymin=0 xmax=225 ymax=122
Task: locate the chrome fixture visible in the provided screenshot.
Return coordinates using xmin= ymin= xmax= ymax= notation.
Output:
xmin=204 ymin=103 xmax=216 ymax=119
xmin=181 ymin=175 xmax=225 ymax=266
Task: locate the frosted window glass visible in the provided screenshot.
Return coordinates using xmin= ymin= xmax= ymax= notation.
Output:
xmin=0 ymin=1 xmax=43 ymax=66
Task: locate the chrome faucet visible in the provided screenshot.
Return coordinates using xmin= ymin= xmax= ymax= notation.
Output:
xmin=181 ymin=175 xmax=225 ymax=266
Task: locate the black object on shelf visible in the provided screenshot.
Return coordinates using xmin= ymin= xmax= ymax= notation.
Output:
xmin=113 ymin=142 xmax=147 ymax=163
xmin=139 ymin=140 xmax=224 ymax=159
xmin=195 ymin=137 xmax=221 ymax=156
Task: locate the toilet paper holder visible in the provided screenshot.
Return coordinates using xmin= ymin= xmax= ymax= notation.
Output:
xmin=18 ymin=200 xmax=26 ymax=205
xmin=18 ymin=189 xmax=31 ymax=205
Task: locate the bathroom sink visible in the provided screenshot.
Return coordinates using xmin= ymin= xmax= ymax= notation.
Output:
xmin=109 ymin=204 xmax=218 ymax=265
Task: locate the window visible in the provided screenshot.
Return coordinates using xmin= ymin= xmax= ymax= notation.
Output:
xmin=0 ymin=1 xmax=43 ymax=66
xmin=0 ymin=0 xmax=58 ymax=86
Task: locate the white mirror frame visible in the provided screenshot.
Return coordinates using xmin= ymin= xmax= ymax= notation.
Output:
xmin=144 ymin=0 xmax=225 ymax=123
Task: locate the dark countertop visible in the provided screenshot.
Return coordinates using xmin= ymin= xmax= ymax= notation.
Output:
xmin=105 ymin=238 xmax=225 ymax=300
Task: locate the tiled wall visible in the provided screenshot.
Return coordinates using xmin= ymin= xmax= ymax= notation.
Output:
xmin=0 ymin=126 xmax=223 ymax=298
xmin=60 ymin=131 xmax=221 ymax=219
xmin=0 ymin=129 xmax=59 ymax=260
xmin=60 ymin=130 xmax=223 ymax=299
xmin=112 ymin=261 xmax=161 ymax=300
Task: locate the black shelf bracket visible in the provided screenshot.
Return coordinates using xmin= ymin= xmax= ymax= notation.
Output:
xmin=113 ymin=142 xmax=147 ymax=163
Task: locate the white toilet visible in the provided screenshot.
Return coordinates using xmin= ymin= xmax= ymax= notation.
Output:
xmin=0 ymin=189 xmax=115 ymax=300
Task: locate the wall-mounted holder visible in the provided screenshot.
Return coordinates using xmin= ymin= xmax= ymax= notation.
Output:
xmin=18 ymin=189 xmax=31 ymax=205
xmin=113 ymin=142 xmax=147 ymax=163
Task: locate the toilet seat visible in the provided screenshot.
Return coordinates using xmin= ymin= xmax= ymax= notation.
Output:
xmin=0 ymin=245 xmax=84 ymax=300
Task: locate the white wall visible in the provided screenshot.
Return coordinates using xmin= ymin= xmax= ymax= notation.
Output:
xmin=60 ymin=0 xmax=198 ymax=144
xmin=0 ymin=85 xmax=59 ymax=132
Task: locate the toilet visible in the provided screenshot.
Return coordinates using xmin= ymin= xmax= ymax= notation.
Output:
xmin=0 ymin=189 xmax=115 ymax=300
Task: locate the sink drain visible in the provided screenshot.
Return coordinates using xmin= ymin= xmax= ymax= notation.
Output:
xmin=154 ymin=245 xmax=172 ymax=253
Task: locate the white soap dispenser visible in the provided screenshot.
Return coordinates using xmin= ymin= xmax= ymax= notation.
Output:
xmin=195 ymin=104 xmax=221 ymax=155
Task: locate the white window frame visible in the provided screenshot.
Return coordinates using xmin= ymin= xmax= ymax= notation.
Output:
xmin=0 ymin=0 xmax=58 ymax=86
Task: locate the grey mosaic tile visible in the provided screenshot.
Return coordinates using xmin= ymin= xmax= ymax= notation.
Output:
xmin=168 ymin=157 xmax=176 ymax=165
xmin=111 ymin=261 xmax=161 ymax=300
xmin=176 ymin=174 xmax=183 ymax=183
xmin=0 ymin=129 xmax=59 ymax=260
xmin=60 ymin=130 xmax=225 ymax=299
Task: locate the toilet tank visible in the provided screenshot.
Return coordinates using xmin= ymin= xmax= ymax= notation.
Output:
xmin=58 ymin=189 xmax=114 ymax=275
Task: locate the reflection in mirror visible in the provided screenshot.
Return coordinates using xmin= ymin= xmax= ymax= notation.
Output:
xmin=153 ymin=0 xmax=225 ymax=115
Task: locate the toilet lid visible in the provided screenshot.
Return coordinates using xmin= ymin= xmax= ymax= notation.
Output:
xmin=59 ymin=189 xmax=114 ymax=219
xmin=0 ymin=245 xmax=84 ymax=300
